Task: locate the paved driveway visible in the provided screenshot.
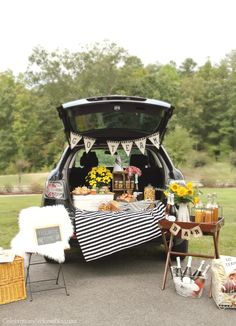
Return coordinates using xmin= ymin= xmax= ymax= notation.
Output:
xmin=1 ymin=245 xmax=235 ymax=326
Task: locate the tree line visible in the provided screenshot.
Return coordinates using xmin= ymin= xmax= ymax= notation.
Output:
xmin=0 ymin=41 xmax=236 ymax=173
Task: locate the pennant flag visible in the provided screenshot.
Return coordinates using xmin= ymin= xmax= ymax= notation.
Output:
xmin=121 ymin=141 xmax=133 ymax=156
xmin=83 ymin=137 xmax=96 ymax=153
xmin=169 ymin=223 xmax=181 ymax=236
xmin=134 ymin=137 xmax=147 ymax=155
xmin=181 ymin=229 xmax=191 ymax=240
xmin=107 ymin=141 xmax=120 ymax=156
xmin=148 ymin=132 xmax=160 ymax=149
xmin=191 ymin=226 xmax=203 ymax=238
xmin=70 ymin=132 xmax=82 ymax=149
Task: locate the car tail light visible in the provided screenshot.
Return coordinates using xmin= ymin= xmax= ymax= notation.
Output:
xmin=45 ymin=181 xmax=65 ymax=199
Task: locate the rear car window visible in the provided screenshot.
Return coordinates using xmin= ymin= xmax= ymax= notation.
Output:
xmin=74 ymin=149 xmax=131 ymax=168
xmin=74 ymin=111 xmax=164 ymax=133
xmin=67 ymin=102 xmax=166 ymax=134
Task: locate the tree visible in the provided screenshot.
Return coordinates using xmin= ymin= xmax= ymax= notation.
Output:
xmin=163 ymin=125 xmax=194 ymax=166
xmin=14 ymin=159 xmax=30 ymax=186
xmin=179 ymin=58 xmax=197 ymax=76
xmin=0 ymin=72 xmax=18 ymax=172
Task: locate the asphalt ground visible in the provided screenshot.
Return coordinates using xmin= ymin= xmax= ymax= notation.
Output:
xmin=1 ymin=245 xmax=236 ymax=326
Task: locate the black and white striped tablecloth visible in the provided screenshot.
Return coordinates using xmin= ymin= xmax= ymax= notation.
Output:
xmin=75 ymin=202 xmax=165 ymax=261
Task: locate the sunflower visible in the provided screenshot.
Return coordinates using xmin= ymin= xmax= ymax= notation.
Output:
xmin=165 ymin=181 xmax=199 ymax=204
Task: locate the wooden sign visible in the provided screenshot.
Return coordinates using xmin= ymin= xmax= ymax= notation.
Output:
xmin=35 ymin=225 xmax=62 ymax=246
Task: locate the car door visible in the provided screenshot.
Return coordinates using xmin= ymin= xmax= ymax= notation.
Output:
xmin=57 ymin=95 xmax=174 ymax=145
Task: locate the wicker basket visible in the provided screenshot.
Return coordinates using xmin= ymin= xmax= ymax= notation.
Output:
xmin=0 ymin=256 xmax=26 ymax=305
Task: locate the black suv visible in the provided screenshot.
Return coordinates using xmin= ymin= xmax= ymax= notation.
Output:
xmin=42 ymin=95 xmax=186 ymax=251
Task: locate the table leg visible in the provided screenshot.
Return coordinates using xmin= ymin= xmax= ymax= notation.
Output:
xmin=213 ymin=230 xmax=220 ymax=259
xmin=209 ymin=230 xmax=221 ymax=298
xmin=162 ymin=234 xmax=174 ymax=290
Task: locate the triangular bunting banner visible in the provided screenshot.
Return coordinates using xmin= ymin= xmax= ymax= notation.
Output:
xmin=68 ymin=131 xmax=162 ymax=154
xmin=148 ymin=132 xmax=160 ymax=149
xmin=107 ymin=141 xmax=120 ymax=156
xmin=83 ymin=137 xmax=96 ymax=153
xmin=121 ymin=141 xmax=133 ymax=156
xmin=70 ymin=132 xmax=82 ymax=149
xmin=134 ymin=137 xmax=147 ymax=155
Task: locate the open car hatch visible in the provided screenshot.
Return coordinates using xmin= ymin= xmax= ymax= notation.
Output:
xmin=57 ymin=95 xmax=174 ymax=144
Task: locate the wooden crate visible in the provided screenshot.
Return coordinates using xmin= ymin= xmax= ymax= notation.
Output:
xmin=0 ymin=256 xmax=26 ymax=304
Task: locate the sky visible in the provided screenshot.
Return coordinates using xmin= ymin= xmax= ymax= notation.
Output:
xmin=1 ymin=0 xmax=236 ymax=74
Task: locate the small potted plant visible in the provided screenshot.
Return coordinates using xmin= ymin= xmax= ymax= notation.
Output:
xmin=86 ymin=166 xmax=113 ymax=193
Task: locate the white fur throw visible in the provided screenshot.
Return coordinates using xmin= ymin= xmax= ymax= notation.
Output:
xmin=11 ymin=205 xmax=74 ymax=264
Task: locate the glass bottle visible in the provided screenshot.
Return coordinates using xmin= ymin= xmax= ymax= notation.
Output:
xmin=194 ymin=199 xmax=205 ymax=223
xmin=205 ymin=194 xmax=213 ymax=223
xmin=192 ymin=260 xmax=205 ymax=278
xmin=175 ymin=256 xmax=182 ymax=279
xmin=201 ymin=264 xmax=211 ymax=278
xmin=192 ymin=263 xmax=210 ymax=298
xmin=165 ymin=193 xmax=177 ymax=221
xmin=134 ymin=174 xmax=139 ymax=191
xmin=212 ymin=193 xmax=219 ymax=222
xmin=144 ymin=184 xmax=155 ymax=201
xmin=182 ymin=256 xmax=192 ymax=283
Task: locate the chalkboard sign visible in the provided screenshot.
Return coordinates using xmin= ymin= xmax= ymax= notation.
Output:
xmin=35 ymin=225 xmax=62 ymax=245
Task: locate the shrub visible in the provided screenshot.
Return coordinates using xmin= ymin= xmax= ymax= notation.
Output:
xmin=29 ymin=182 xmax=43 ymax=193
xmin=191 ymin=152 xmax=210 ymax=168
xmin=4 ymin=183 xmax=13 ymax=193
xmin=229 ymin=152 xmax=236 ymax=167
xmin=200 ymin=177 xmax=217 ymax=187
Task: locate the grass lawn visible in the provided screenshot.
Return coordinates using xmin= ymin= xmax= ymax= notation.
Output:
xmin=0 ymin=195 xmax=42 ymax=248
xmin=0 ymin=172 xmax=48 ymax=187
xmin=188 ymin=187 xmax=236 ymax=256
xmin=0 ymin=188 xmax=235 ymax=257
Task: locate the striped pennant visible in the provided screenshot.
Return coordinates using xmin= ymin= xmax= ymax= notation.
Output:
xmin=75 ymin=202 xmax=165 ymax=261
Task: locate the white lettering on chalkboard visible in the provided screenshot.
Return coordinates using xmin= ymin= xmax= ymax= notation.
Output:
xmin=35 ymin=226 xmax=62 ymax=245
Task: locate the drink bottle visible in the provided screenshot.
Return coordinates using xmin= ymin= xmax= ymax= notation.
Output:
xmin=205 ymin=194 xmax=213 ymax=223
xmin=182 ymin=256 xmax=192 ymax=283
xmin=212 ymin=193 xmax=219 ymax=222
xmin=192 ymin=260 xmax=205 ymax=278
xmin=201 ymin=264 xmax=211 ymax=278
xmin=175 ymin=256 xmax=182 ymax=279
xmin=194 ymin=199 xmax=205 ymax=223
xmin=193 ymin=263 xmax=210 ymax=297
xmin=165 ymin=193 xmax=177 ymax=221
xmin=134 ymin=174 xmax=139 ymax=191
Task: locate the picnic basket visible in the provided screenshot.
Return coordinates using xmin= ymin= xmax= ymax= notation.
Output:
xmin=0 ymin=256 xmax=26 ymax=305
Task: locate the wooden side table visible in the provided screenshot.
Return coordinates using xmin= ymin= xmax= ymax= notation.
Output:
xmin=159 ymin=217 xmax=224 ymax=290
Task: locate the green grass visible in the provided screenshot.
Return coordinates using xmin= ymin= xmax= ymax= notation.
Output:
xmin=188 ymin=187 xmax=236 ymax=256
xmin=0 ymin=195 xmax=42 ymax=248
xmin=0 ymin=172 xmax=48 ymax=187
xmin=0 ymin=188 xmax=235 ymax=257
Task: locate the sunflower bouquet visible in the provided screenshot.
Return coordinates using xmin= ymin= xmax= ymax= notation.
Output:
xmin=164 ymin=182 xmax=200 ymax=205
xmin=86 ymin=166 xmax=113 ymax=189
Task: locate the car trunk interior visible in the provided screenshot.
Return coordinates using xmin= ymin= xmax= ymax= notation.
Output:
xmin=67 ymin=146 xmax=166 ymax=200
